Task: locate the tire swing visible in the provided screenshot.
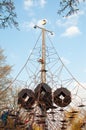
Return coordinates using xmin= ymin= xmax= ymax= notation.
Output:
xmin=18 ymin=89 xmax=35 ymax=110
xmin=54 ymin=87 xmax=71 ymax=107
xmin=34 ymin=83 xmax=52 ymax=110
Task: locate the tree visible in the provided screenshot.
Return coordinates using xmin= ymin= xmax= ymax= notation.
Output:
xmin=0 ymin=0 xmax=85 ymax=29
xmin=0 ymin=47 xmax=12 ymax=109
xmin=58 ymin=0 xmax=85 ymax=16
xmin=65 ymin=108 xmax=84 ymax=130
xmin=0 ymin=0 xmax=18 ymax=28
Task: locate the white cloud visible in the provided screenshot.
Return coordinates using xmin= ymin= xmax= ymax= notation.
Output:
xmin=56 ymin=17 xmax=77 ymax=27
xmin=22 ymin=19 xmax=49 ymax=31
xmin=24 ymin=0 xmax=46 ymax=10
xmin=22 ymin=19 xmax=36 ymax=31
xmin=77 ymin=10 xmax=85 ymax=15
xmin=56 ymin=10 xmax=84 ymax=28
xmin=23 ymin=22 xmax=34 ymax=30
xmin=24 ymin=0 xmax=33 ymax=10
xmin=56 ymin=9 xmax=85 ymax=38
xmin=79 ymin=0 xmax=84 ymax=3
xmin=61 ymin=26 xmax=81 ymax=37
xmin=39 ymin=0 xmax=46 ymax=8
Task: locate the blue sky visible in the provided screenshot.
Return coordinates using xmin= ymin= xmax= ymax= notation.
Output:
xmin=0 ymin=0 xmax=86 ymax=86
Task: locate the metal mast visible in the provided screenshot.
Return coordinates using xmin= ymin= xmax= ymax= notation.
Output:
xmin=34 ymin=23 xmax=53 ymax=130
xmin=34 ymin=24 xmax=53 ymax=83
xmin=41 ymin=28 xmax=46 ymax=83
